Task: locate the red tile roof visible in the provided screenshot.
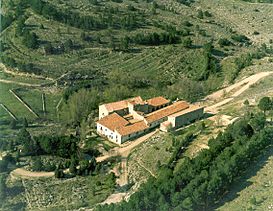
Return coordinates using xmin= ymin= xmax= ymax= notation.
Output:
xmin=97 ymin=113 xmax=129 ymax=131
xmin=104 ymin=96 xmax=143 ymax=112
xmin=116 ymin=121 xmax=149 ymax=136
xmin=147 ymin=96 xmax=170 ymax=107
xmin=169 ymin=105 xmax=204 ymax=118
xmin=145 ymin=101 xmax=189 ymax=124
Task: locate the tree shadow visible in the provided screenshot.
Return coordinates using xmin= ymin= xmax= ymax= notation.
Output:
xmin=212 ymin=146 xmax=273 ymax=210
xmin=7 ymin=185 xmax=25 ymax=197
xmin=212 ymin=49 xmax=226 ymax=57
xmin=2 ymin=202 xmax=26 ymax=211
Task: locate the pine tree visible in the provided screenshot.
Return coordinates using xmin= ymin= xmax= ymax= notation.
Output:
xmin=23 ymin=117 xmax=28 ymax=128
xmin=9 ymin=119 xmax=17 ymax=129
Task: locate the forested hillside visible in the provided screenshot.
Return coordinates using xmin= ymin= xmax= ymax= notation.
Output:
xmin=2 ymin=0 xmax=273 ymax=210
xmin=1 ymin=0 xmax=271 ymax=104
xmin=98 ymin=97 xmax=273 ymax=210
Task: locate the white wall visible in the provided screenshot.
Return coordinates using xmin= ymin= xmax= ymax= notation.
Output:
xmin=149 ymin=117 xmax=168 ymax=128
xmin=99 ymin=105 xmax=109 ymax=119
xmin=96 ymin=123 xmax=120 ymax=144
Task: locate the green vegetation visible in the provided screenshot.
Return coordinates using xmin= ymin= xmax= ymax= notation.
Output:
xmin=217 ymin=147 xmax=273 ymax=211
xmin=242 ymin=0 xmax=273 ymax=3
xmin=98 ymin=97 xmax=273 ymax=210
xmin=2 ymin=0 xmax=273 ymax=210
xmin=2 ymin=173 xmax=115 ymax=210
xmin=1 ymin=0 xmax=264 ymax=108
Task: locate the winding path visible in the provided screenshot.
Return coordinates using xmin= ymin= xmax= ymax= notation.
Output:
xmin=0 ymin=78 xmax=42 ymax=87
xmin=205 ymin=71 xmax=273 ymax=113
xmin=11 ymin=168 xmax=54 ymax=178
xmin=9 ymin=71 xmax=273 ymax=179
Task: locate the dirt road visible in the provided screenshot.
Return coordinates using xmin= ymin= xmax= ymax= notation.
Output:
xmin=0 ymin=63 xmax=54 ymax=82
xmin=96 ymin=130 xmax=158 ymax=163
xmin=205 ymin=71 xmax=273 ymax=113
xmin=206 ymin=72 xmax=272 ymax=101
xmin=0 ymin=79 xmax=42 ymax=87
xmin=11 ymin=168 xmax=54 ymax=178
xmin=10 ymin=71 xmax=273 ymax=179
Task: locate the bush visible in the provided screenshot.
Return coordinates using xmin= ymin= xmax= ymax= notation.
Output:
xmin=0 ymin=175 xmax=7 ymax=201
xmin=98 ymin=114 xmax=273 ymax=211
xmin=9 ymin=119 xmax=17 ymax=129
xmin=0 ymin=160 xmax=8 ymax=172
xmin=131 ymin=32 xmax=180 ymax=46
xmin=204 ymin=11 xmax=212 ymax=17
xmin=218 ymin=38 xmax=232 ymax=47
xmin=55 ymin=168 xmax=64 ymax=178
xmin=197 ymin=10 xmax=204 ymax=19
xmin=182 ymin=37 xmax=192 ymax=48
xmin=231 ymin=34 xmax=250 ymax=43
xmin=32 ymin=157 xmax=43 ymax=171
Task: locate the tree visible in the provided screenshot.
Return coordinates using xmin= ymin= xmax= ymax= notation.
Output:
xmin=69 ymin=158 xmax=77 ymax=174
xmin=243 ymin=99 xmax=250 ymax=115
xmin=109 ymin=36 xmax=116 ymax=51
xmin=103 ymin=85 xmax=131 ymax=103
xmin=23 ymin=32 xmax=39 ymax=49
xmin=55 ymin=168 xmax=64 ymax=178
xmin=44 ymin=43 xmax=54 ymax=55
xmin=80 ymin=120 xmax=88 ymax=142
xmin=80 ymin=32 xmax=88 ymax=41
xmin=0 ymin=176 xmax=6 ymax=201
xmin=9 ymin=119 xmax=17 ymax=129
xmin=23 ymin=117 xmax=28 ymax=128
xmin=243 ymin=99 xmax=249 ymax=106
xmin=258 ymin=97 xmax=271 ymax=115
xmin=64 ymin=39 xmax=73 ymax=51
xmin=182 ymin=37 xmax=192 ymax=48
xmin=120 ymin=36 xmax=129 ymax=51
xmin=17 ymin=128 xmax=31 ymax=145
xmin=250 ymin=112 xmax=266 ymax=132
xmin=204 ymin=41 xmax=213 ymax=54
xmin=0 ymin=160 xmax=8 ymax=172
xmin=197 ymin=10 xmax=204 ymax=19
xmin=17 ymin=128 xmax=41 ymax=155
xmin=181 ymin=197 xmax=193 ymax=210
xmin=60 ymin=89 xmax=101 ymax=125
xmin=218 ymin=38 xmax=231 ymax=47
xmin=232 ymin=119 xmax=254 ymax=139
xmin=32 ymin=157 xmax=43 ymax=171
xmin=16 ymin=17 xmax=26 ymax=36
xmin=79 ymin=160 xmax=90 ymax=175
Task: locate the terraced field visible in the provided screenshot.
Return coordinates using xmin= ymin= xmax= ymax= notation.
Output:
xmin=196 ymin=0 xmax=273 ymax=44
xmin=1 ymin=0 xmax=249 ymax=84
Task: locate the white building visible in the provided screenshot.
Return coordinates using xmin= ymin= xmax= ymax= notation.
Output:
xmin=96 ymin=96 xmax=204 ymax=144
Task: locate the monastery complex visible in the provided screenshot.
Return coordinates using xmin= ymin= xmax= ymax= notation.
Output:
xmin=97 ymin=96 xmax=204 ymax=144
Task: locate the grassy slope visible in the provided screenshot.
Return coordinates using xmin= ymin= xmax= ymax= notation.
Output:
xmin=2 ymin=0 xmax=273 ymax=209
xmin=2 ymin=0 xmax=248 ymax=82
xmin=0 ymin=68 xmax=62 ymax=142
xmin=196 ymin=0 xmax=273 ymax=44
xmin=5 ymin=174 xmax=114 ymax=210
xmin=217 ymin=147 xmax=273 ymax=211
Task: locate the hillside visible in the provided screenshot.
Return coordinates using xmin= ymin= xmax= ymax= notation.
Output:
xmin=2 ymin=0 xmax=272 ymax=103
xmin=1 ymin=0 xmax=273 ymax=210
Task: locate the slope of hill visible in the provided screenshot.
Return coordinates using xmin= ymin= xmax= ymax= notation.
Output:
xmin=2 ymin=0 xmax=271 ymax=103
xmin=1 ymin=0 xmax=273 ymax=210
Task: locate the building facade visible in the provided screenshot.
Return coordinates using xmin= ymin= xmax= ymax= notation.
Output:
xmin=96 ymin=96 xmax=204 ymax=144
